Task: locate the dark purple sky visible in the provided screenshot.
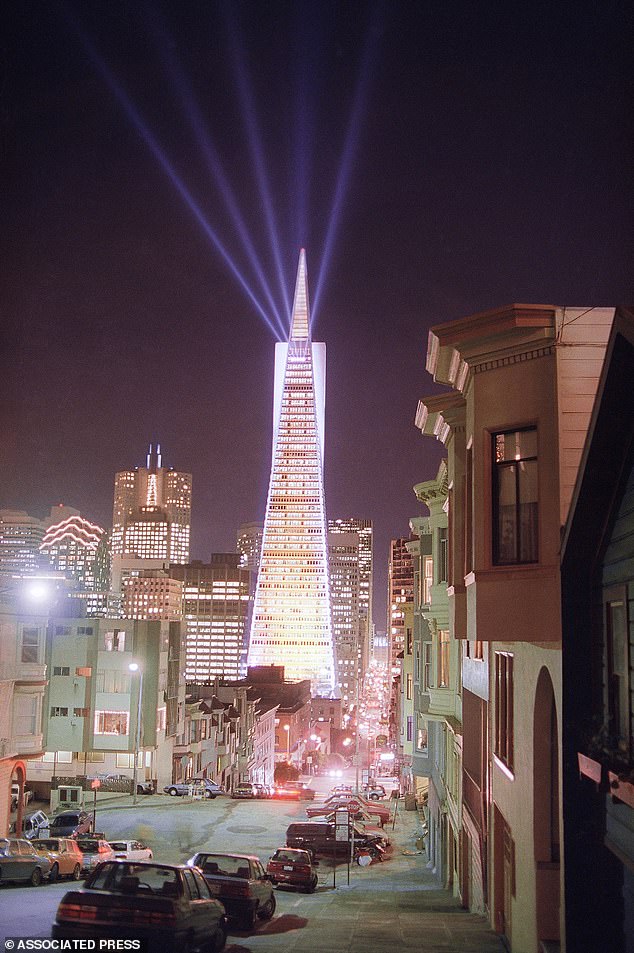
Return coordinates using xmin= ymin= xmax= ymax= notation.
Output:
xmin=1 ymin=1 xmax=631 ymax=625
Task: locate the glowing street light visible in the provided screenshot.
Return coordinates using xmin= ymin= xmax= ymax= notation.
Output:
xmin=283 ymin=724 xmax=290 ymax=762
xmin=128 ymin=662 xmax=143 ymax=805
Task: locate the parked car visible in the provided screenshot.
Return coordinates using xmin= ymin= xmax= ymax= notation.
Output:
xmin=232 ymin=782 xmax=256 ymax=799
xmin=0 ymin=837 xmax=52 ymax=885
xmin=278 ymin=781 xmax=316 ymax=800
xmin=89 ymin=773 xmax=154 ymax=795
xmin=285 ymin=821 xmax=386 ymax=859
xmin=364 ymin=783 xmax=387 ymax=800
xmin=32 ymin=838 xmax=83 ymax=881
xmin=187 ymin=851 xmax=276 ymax=930
xmin=53 ymin=861 xmax=227 ymax=952
xmin=323 ymin=809 xmax=387 ymax=839
xmin=16 ymin=809 xmax=49 ymax=840
xmin=163 ymin=778 xmax=224 ymax=799
xmin=266 ymin=848 xmax=318 ymax=893
xmin=272 ymin=783 xmax=302 ymax=799
xmin=50 ymin=811 xmax=93 ymax=838
xmin=330 ymin=784 xmax=353 ymax=796
xmin=74 ymin=837 xmax=116 ymax=872
xmin=306 ymin=794 xmax=390 ymax=826
xmin=109 ymin=840 xmax=153 ymax=862
xmin=251 ymin=783 xmax=270 ymax=799
xmin=10 ymin=783 xmax=33 ymax=811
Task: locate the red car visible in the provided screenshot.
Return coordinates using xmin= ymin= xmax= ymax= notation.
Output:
xmin=266 ymin=848 xmax=318 ymax=893
xmin=306 ymin=794 xmax=390 ymax=826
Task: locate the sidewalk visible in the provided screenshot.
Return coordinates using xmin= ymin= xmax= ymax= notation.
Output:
xmin=242 ymin=802 xmax=505 ymax=953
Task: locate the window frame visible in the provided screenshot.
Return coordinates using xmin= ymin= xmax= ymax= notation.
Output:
xmin=491 ymin=426 xmax=538 ymax=566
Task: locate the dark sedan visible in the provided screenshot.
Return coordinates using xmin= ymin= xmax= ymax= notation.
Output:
xmin=52 ymin=860 xmax=226 ymax=953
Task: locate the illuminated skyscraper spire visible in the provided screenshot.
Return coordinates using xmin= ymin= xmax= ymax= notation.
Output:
xmin=247 ymin=250 xmax=337 ymax=695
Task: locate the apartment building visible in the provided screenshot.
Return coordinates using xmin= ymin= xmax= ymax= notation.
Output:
xmin=416 ymin=304 xmax=616 ymax=951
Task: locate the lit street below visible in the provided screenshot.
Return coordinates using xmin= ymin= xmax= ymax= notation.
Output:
xmin=0 ymin=778 xmax=503 ymax=952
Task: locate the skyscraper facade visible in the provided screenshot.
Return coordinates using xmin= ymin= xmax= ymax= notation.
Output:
xmin=247 ymin=251 xmax=336 ymax=695
xmin=328 ymin=517 xmax=373 ymax=677
xmin=40 ymin=506 xmax=108 ymax=592
xmin=110 ymin=445 xmax=192 ymax=594
xmin=236 ymin=521 xmax=264 ymax=574
xmin=111 ymin=445 xmax=191 ymax=563
xmin=327 ymin=530 xmax=361 ymax=714
xmin=0 ymin=510 xmax=46 ymax=576
xmin=388 ymin=536 xmax=415 ymax=676
xmin=171 ymin=557 xmax=251 ymax=682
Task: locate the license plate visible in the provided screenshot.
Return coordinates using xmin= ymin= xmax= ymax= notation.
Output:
xmin=283 ymin=866 xmax=293 ymax=871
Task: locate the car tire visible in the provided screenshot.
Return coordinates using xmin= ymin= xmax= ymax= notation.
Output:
xmin=72 ymin=864 xmax=81 ymax=881
xmin=204 ymin=790 xmax=215 ymax=799
xmin=369 ymin=793 xmax=379 ymax=800
xmin=49 ymin=863 xmax=59 ymax=883
xmin=30 ymin=867 xmax=43 ymax=887
xmin=168 ymin=787 xmax=178 ymax=796
xmin=307 ymin=876 xmax=317 ymax=893
xmin=258 ymin=894 xmax=276 ymax=920
xmin=211 ymin=924 xmax=227 ymax=952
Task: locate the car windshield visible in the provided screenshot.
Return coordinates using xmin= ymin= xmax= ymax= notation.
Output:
xmin=109 ymin=842 xmax=128 ymax=851
xmin=87 ymin=862 xmax=179 ymax=894
xmin=196 ymin=854 xmax=250 ymax=877
xmin=33 ymin=840 xmax=59 ymax=850
xmin=52 ymin=816 xmax=78 ymax=826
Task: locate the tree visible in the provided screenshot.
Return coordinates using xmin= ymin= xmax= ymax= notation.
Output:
xmin=274 ymin=762 xmax=300 ymax=783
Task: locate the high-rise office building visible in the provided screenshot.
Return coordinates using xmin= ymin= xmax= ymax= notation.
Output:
xmin=328 ymin=518 xmax=373 ymax=677
xmin=327 ymin=531 xmax=361 ymax=713
xmin=121 ymin=569 xmax=184 ymax=621
xmin=171 ymin=557 xmax=251 ymax=682
xmin=111 ymin=445 xmax=191 ymax=593
xmin=40 ymin=506 xmax=108 ymax=593
xmin=236 ymin=521 xmax=264 ymax=576
xmin=111 ymin=445 xmax=191 ymax=562
xmin=247 ymin=251 xmax=336 ymax=695
xmin=0 ymin=510 xmax=46 ymax=576
xmin=388 ymin=537 xmax=415 ymax=675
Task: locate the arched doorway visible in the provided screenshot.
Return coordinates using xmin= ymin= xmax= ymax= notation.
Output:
xmin=533 ymin=667 xmax=560 ymax=945
xmin=9 ymin=760 xmax=28 ymax=837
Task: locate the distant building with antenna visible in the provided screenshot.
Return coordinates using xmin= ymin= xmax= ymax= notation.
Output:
xmin=110 ymin=444 xmax=192 ymax=594
xmin=247 ymin=251 xmax=337 ymax=696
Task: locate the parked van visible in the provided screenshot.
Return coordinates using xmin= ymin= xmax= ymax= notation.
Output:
xmin=20 ymin=810 xmax=49 ymax=840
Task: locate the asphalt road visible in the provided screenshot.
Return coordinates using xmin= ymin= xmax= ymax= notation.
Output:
xmin=0 ymin=778 xmax=393 ymax=942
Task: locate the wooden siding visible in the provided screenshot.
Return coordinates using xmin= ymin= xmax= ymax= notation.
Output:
xmin=556 ymin=307 xmax=614 ymax=524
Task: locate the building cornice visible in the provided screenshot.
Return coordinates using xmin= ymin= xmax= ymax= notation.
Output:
xmin=426 ymin=304 xmax=558 ymax=389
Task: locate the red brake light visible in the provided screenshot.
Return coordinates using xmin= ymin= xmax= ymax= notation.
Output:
xmin=57 ymin=903 xmax=97 ymax=922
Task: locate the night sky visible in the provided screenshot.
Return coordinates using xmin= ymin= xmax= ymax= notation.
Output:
xmin=1 ymin=1 xmax=631 ymax=625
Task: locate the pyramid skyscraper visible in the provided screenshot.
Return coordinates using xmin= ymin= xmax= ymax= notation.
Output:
xmin=247 ymin=250 xmax=337 ymax=695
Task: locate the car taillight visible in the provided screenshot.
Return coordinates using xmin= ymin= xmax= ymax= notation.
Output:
xmin=57 ymin=903 xmax=98 ymax=922
xmin=296 ymin=865 xmax=310 ymax=874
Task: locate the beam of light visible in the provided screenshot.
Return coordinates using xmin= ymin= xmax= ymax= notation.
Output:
xmin=291 ymin=2 xmax=324 ymax=261
xmin=143 ymin=5 xmax=288 ymax=341
xmin=66 ymin=11 xmax=283 ymax=341
xmin=311 ymin=4 xmax=384 ymax=328
xmin=222 ymin=1 xmax=291 ymax=325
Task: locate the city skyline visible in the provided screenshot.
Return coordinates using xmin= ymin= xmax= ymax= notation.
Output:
xmin=1 ymin=2 xmax=630 ymax=626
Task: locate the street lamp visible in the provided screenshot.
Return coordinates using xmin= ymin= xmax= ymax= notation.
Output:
xmin=128 ymin=662 xmax=143 ymax=805
xmin=283 ymin=724 xmax=290 ymax=762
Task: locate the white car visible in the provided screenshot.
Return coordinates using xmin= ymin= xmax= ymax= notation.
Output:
xmin=109 ymin=839 xmax=153 ymax=862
